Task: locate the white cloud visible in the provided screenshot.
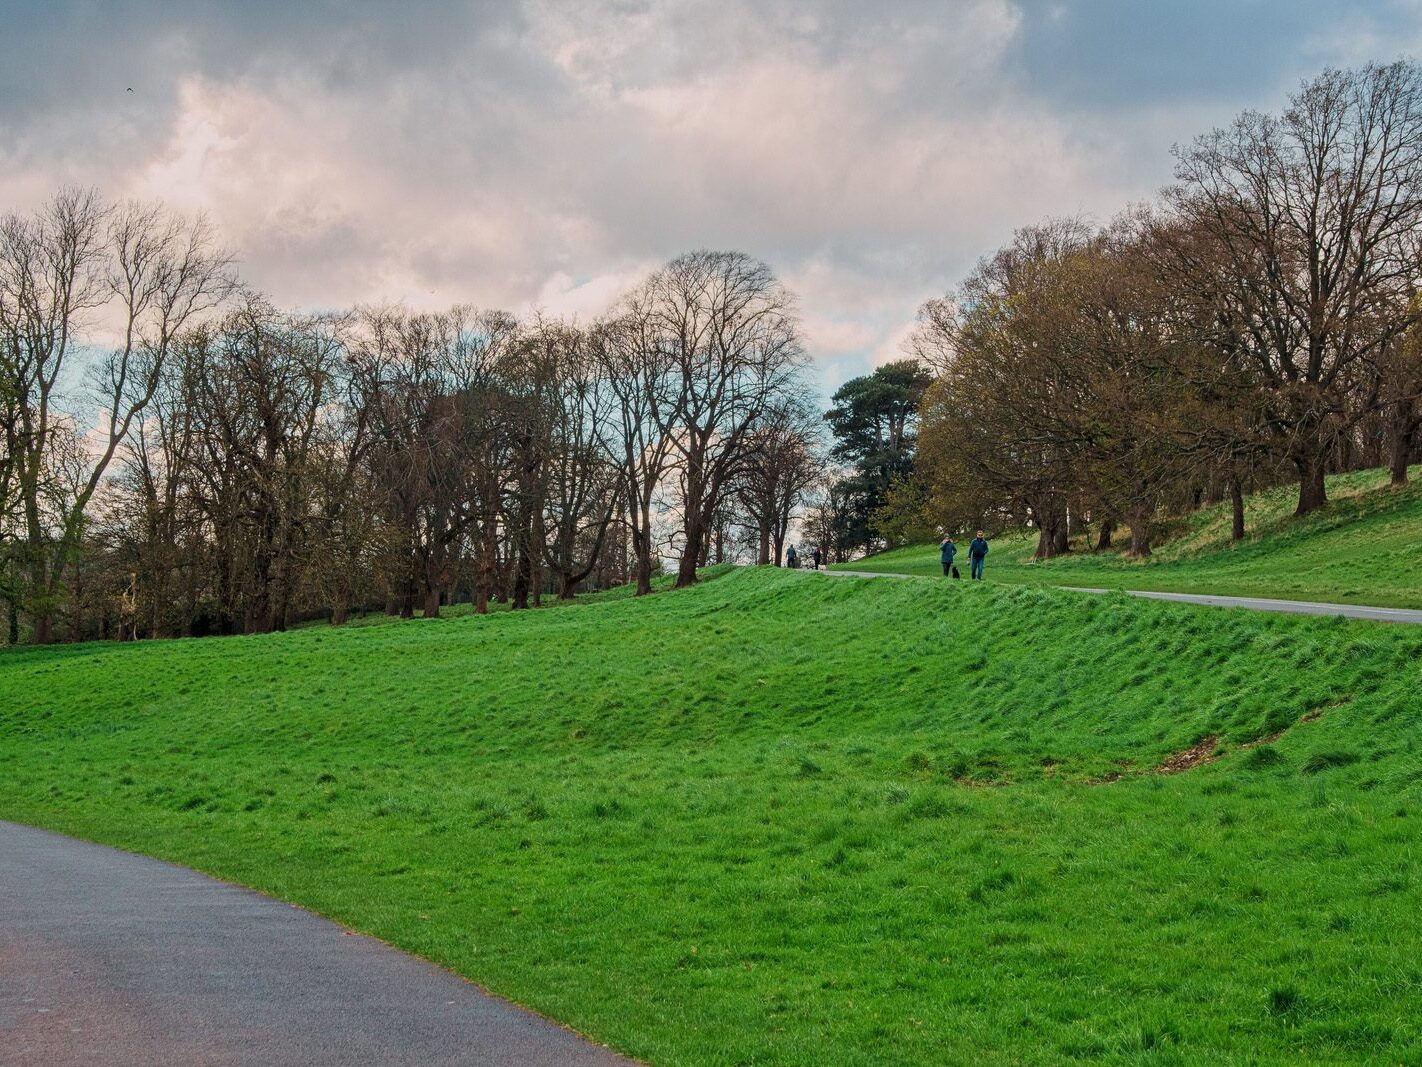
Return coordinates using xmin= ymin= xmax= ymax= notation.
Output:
xmin=869 ymin=322 xmax=921 ymax=368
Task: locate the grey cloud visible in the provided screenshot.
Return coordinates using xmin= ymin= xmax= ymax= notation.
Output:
xmin=2 ymin=0 xmax=1415 ymax=385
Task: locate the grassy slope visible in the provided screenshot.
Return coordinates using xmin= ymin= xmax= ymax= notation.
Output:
xmin=287 ymin=565 xmax=738 ymax=629
xmin=834 ymin=465 xmax=1422 ymax=608
xmin=3 ymin=568 xmax=1422 ymax=1064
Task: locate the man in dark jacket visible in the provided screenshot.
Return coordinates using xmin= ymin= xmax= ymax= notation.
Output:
xmin=968 ymin=530 xmax=989 ymax=580
xmin=939 ymin=537 xmax=957 ymax=577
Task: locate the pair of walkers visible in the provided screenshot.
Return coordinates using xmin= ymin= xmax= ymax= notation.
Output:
xmin=785 ymin=544 xmax=822 ymax=570
xmin=939 ymin=531 xmax=989 ymax=580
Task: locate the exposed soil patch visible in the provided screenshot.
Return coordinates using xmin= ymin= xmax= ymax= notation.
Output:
xmin=1155 ymin=735 xmax=1222 ymax=775
xmin=1092 ymin=699 xmax=1350 ymax=785
xmin=1240 ymin=699 xmax=1346 ymax=750
xmin=1085 ymin=759 xmax=1134 ymax=785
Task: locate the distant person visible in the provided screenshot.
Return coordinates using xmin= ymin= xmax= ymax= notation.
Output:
xmin=968 ymin=530 xmax=990 ymax=580
xmin=811 ymin=545 xmax=822 ymax=570
xmin=939 ymin=536 xmax=958 ymax=578
xmin=786 ymin=544 xmax=799 ymax=569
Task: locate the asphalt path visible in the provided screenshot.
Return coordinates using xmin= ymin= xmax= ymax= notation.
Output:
xmin=820 ymin=569 xmax=1422 ymax=624
xmin=0 ymin=820 xmax=636 ymax=1067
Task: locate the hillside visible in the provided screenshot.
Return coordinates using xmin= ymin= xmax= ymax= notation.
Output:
xmin=3 ymin=568 xmax=1422 ymax=1063
xmin=835 ymin=465 xmax=1422 ymax=608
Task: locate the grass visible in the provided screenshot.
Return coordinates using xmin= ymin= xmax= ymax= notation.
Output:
xmin=834 ymin=464 xmax=1422 ymax=608
xmin=4 ymin=567 xmax=1422 ymax=1063
xmin=287 ymin=566 xmax=731 ymax=629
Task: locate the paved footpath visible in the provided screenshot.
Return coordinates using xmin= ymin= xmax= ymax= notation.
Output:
xmin=0 ymin=820 xmax=636 ymax=1067
xmin=822 ymin=570 xmax=1422 ymax=624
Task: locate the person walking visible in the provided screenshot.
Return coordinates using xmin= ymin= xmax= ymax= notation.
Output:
xmin=968 ymin=530 xmax=989 ymax=580
xmin=939 ymin=536 xmax=957 ymax=577
xmin=786 ymin=544 xmax=799 ymax=569
xmin=811 ymin=545 xmax=822 ymax=570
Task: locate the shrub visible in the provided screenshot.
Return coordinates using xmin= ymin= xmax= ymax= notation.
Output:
xmin=1302 ymin=751 xmax=1361 ymax=775
xmin=1267 ymin=985 xmax=1301 ymax=1016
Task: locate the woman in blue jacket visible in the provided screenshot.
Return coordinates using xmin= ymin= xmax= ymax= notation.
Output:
xmin=939 ymin=537 xmax=958 ymax=577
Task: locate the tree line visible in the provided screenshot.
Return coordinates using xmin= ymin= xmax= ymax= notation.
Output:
xmin=900 ymin=62 xmax=1422 ymax=558
xmin=10 ymin=62 xmax=1419 ymax=641
xmin=2 ymin=200 xmax=823 ymax=642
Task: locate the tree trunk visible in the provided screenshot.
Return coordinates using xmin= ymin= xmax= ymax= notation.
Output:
xmin=29 ymin=557 xmax=53 ymax=644
xmin=512 ymin=549 xmax=533 ymax=609
xmin=422 ymin=586 xmax=441 ymax=619
xmin=331 ymin=602 xmax=349 ymax=626
xmin=69 ymin=565 xmax=84 ymax=643
xmin=635 ymin=549 xmax=653 ymax=596
xmin=1292 ymin=450 xmax=1328 ymax=516
xmin=1337 ymin=432 xmax=1354 ymax=473
xmin=1228 ymin=472 xmax=1246 ymax=541
xmin=531 ymin=507 xmax=546 ymax=609
xmin=674 ymin=501 xmax=704 ymax=587
xmin=1031 ymin=507 xmax=1064 ymax=560
xmin=558 ymin=572 xmax=576 ymax=600
xmin=675 ymin=537 xmax=699 ymax=588
xmin=1127 ymin=507 xmax=1152 ymax=558
xmin=1390 ymin=396 xmax=1415 ymax=486
xmin=1095 ymin=519 xmax=1114 ymax=551
xmin=757 ymin=522 xmax=771 ymax=565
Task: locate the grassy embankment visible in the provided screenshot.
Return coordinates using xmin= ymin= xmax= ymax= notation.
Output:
xmin=834 ymin=465 xmax=1422 ymax=608
xmin=3 ymin=567 xmax=1421 ymax=1064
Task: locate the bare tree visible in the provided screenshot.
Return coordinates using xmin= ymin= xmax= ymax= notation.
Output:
xmin=734 ymin=394 xmax=822 ymax=565
xmin=598 ymin=305 xmax=676 ymax=596
xmin=799 ymin=479 xmax=858 ymax=565
xmin=352 ymin=306 xmax=518 ymax=618
xmin=1383 ymin=304 xmax=1422 ymax=485
xmin=0 ymin=190 xmax=233 ymax=641
xmin=640 ymin=251 xmax=807 ymax=587
xmin=1170 ymin=62 xmax=1422 ymax=514
xmin=539 ymin=322 xmax=621 ymax=599
xmin=914 ymin=221 xmax=1095 ymax=557
xmin=110 ymin=327 xmax=206 ymax=636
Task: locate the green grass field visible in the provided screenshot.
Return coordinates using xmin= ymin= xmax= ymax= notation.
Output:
xmin=835 ymin=465 xmax=1422 ymax=608
xmin=4 ymin=566 xmax=1422 ymax=1063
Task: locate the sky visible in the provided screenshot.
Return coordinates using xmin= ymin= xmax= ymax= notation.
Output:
xmin=4 ymin=0 xmax=1421 ymax=395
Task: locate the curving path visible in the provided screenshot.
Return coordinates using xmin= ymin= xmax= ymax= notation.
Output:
xmin=0 ymin=820 xmax=636 ymax=1067
xmin=820 ymin=569 xmax=1422 ymax=624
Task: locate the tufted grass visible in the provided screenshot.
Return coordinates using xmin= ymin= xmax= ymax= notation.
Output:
xmin=3 ymin=566 xmax=1421 ymax=1064
xmin=836 ymin=464 xmax=1422 ymax=608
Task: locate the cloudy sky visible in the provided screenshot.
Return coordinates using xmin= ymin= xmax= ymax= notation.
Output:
xmin=4 ymin=0 xmax=1420 ymax=393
